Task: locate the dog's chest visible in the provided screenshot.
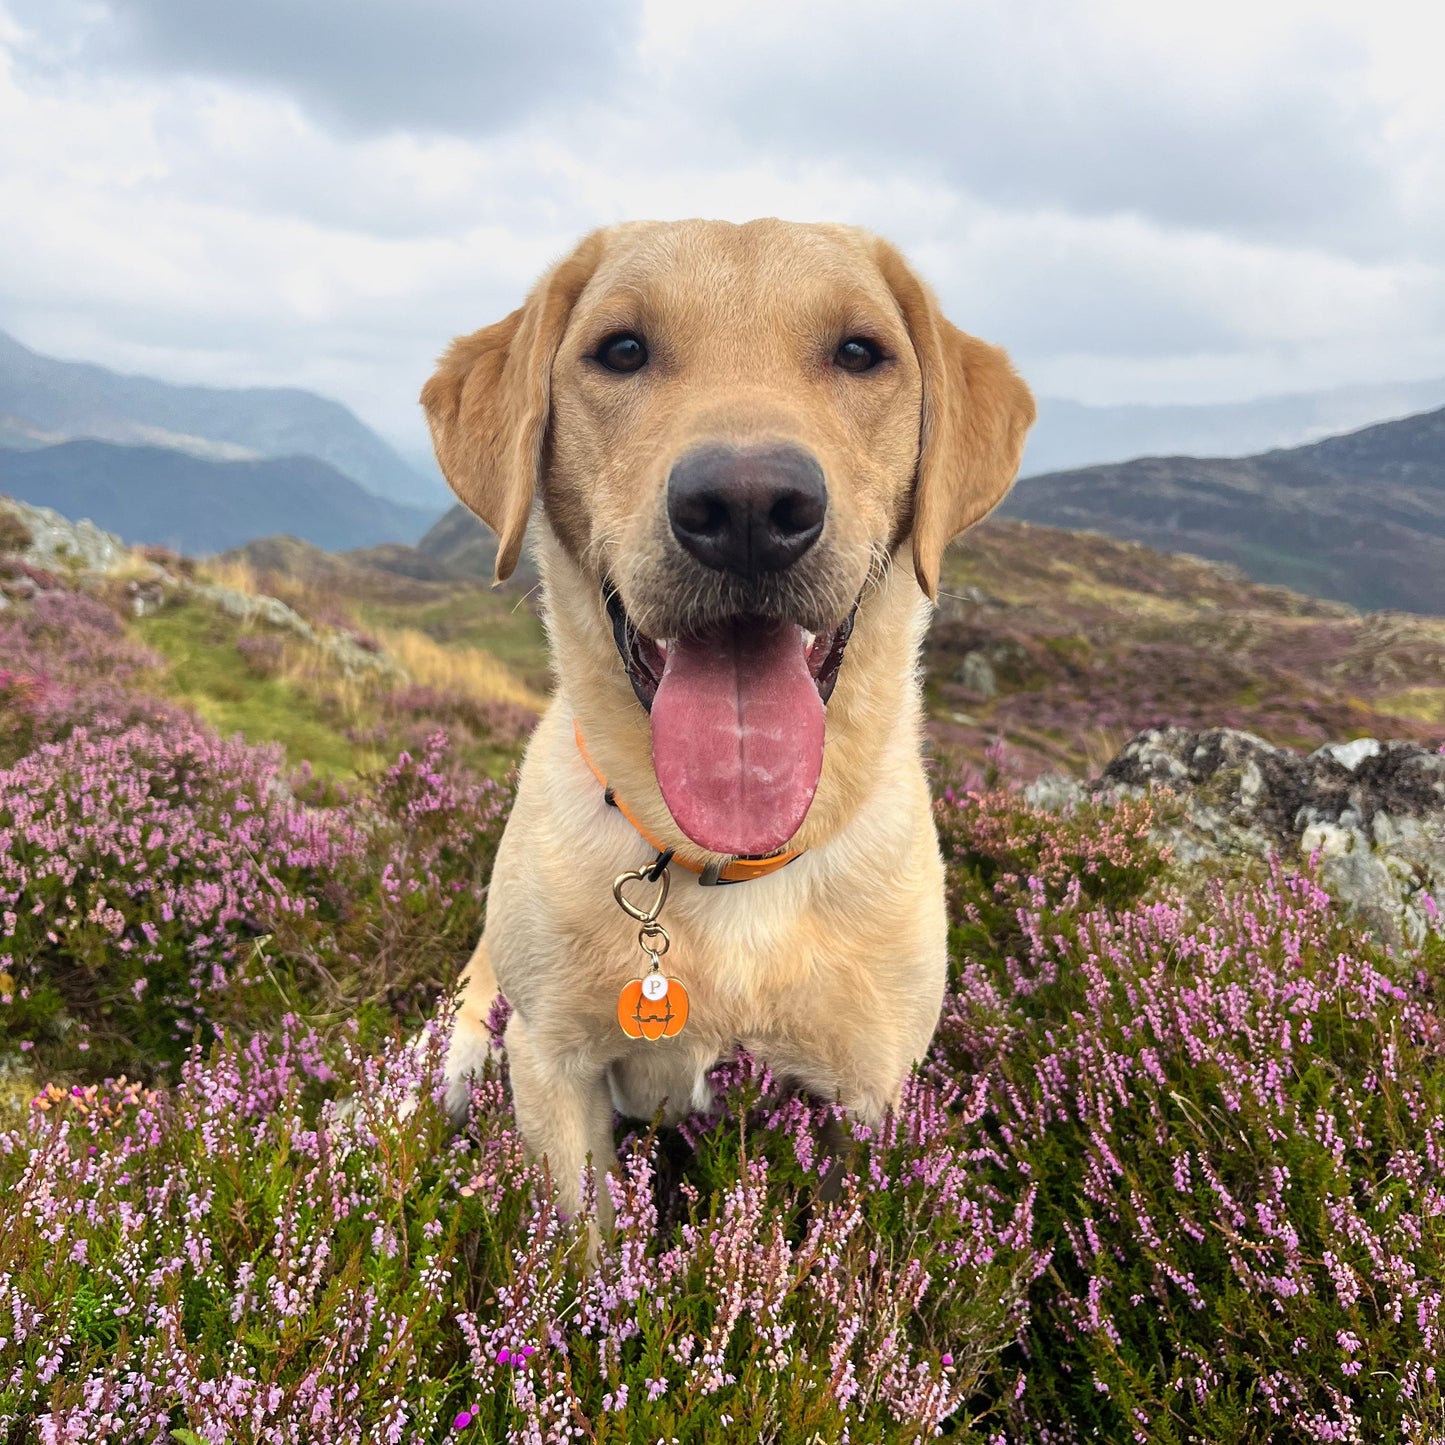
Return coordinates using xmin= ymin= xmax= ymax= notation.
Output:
xmin=493 ymin=859 xmax=828 ymax=1041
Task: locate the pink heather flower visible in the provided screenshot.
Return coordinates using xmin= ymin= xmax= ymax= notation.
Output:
xmin=941 ymin=1353 xmax=954 ymax=1368
xmin=452 ymin=1409 xmax=473 ymax=1430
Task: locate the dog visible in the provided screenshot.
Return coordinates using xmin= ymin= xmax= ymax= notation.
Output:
xmin=422 ymin=219 xmax=1033 ymax=1219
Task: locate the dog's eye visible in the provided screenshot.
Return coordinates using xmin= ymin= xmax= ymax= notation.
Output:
xmin=596 ymin=332 xmax=648 ymax=374
xmin=833 ymin=337 xmax=884 ymax=373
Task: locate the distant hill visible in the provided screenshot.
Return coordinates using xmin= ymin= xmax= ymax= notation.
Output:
xmin=1001 ymin=405 xmax=1445 ymax=615
xmin=415 ymin=505 xmax=513 ymax=578
xmin=343 ymin=501 xmax=541 ymax=586
xmin=1024 ymin=377 xmax=1445 ymax=476
xmin=0 ymin=440 xmax=438 ymax=555
xmin=0 ymin=328 xmax=444 ymax=508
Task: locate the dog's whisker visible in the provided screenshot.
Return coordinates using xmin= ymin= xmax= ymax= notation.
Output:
xmin=510 ymin=582 xmax=543 ymax=614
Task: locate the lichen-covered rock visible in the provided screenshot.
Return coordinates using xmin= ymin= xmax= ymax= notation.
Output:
xmin=955 ymin=650 xmax=998 ymax=698
xmin=0 ymin=495 xmax=126 ymax=574
xmin=195 ymin=581 xmax=319 ymax=639
xmin=0 ymin=496 xmax=401 ymax=681
xmin=1097 ymin=725 xmax=1445 ymax=948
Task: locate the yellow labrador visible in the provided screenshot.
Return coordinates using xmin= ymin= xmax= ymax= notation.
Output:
xmin=422 ymin=220 xmax=1033 ymax=1217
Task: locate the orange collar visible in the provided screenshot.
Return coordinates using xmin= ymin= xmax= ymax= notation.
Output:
xmin=573 ymin=719 xmax=804 ymax=886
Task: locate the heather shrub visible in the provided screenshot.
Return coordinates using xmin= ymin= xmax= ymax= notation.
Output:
xmin=383 ymin=683 xmax=538 ymax=748
xmin=235 ymin=630 xmax=286 ymax=677
xmin=933 ymin=861 xmax=1445 ymax=1442
xmin=7 ymin=850 xmax=1443 ymax=1442
xmin=935 ymin=782 xmax=1169 ymax=971
xmin=0 ymin=668 xmax=49 ymax=765
xmin=0 ymin=718 xmax=509 ymax=1081
xmin=5 ymin=566 xmax=1445 ymax=1440
xmin=0 ymin=588 xmax=170 ymax=764
xmin=0 ymin=719 xmax=368 ymax=1077
xmin=2 ymin=1020 xmax=1040 ymax=1444
xmin=351 ymin=732 xmax=510 ymax=1017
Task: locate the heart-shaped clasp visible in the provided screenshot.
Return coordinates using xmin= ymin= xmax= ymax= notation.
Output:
xmin=612 ymin=865 xmax=670 ymax=924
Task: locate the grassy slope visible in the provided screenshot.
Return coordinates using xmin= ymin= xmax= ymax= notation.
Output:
xmin=133 ymin=603 xmax=368 ymax=778
xmin=128 ymin=552 xmax=547 ymax=782
xmin=933 ymin=517 xmax=1445 ymax=776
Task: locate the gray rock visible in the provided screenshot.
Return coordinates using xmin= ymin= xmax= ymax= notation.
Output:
xmin=191 ymin=581 xmax=401 ymax=680
xmin=325 ymin=633 xmax=403 ymax=681
xmin=1098 ymin=726 xmax=1444 ymax=949
xmin=194 ymin=582 xmax=319 ymax=640
xmin=956 ymin=651 xmax=998 ymax=698
xmin=0 ymin=495 xmax=126 ymax=574
xmin=1313 ymin=737 xmax=1383 ymax=771
xmin=1024 ymin=772 xmax=1089 ymax=813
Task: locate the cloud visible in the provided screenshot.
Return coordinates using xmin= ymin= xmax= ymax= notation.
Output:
xmin=644 ymin=0 xmax=1401 ymax=254
xmin=9 ymin=0 xmax=638 ymax=136
xmin=1 ymin=0 xmax=1444 ymax=455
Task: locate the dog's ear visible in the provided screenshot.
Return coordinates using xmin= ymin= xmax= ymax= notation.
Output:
xmin=874 ymin=240 xmax=1036 ymax=602
xmin=420 ymin=232 xmax=605 ymax=585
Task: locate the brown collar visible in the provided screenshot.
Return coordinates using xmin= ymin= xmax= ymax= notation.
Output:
xmin=573 ymin=719 xmax=804 ymax=886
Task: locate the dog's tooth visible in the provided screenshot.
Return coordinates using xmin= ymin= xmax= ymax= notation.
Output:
xmin=803 ymin=630 xmax=817 ymax=656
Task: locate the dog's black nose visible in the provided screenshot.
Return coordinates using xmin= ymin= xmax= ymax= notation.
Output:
xmin=667 ymin=444 xmax=827 ymax=577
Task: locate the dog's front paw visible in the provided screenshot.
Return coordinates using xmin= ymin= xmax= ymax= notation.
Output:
xmin=441 ymin=1065 xmax=476 ymax=1131
xmin=441 ymin=1001 xmax=506 ymax=1131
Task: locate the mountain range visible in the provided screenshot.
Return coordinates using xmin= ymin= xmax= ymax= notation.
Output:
xmin=0 ymin=327 xmax=445 ymax=509
xmin=1021 ymin=377 xmax=1445 ymax=476
xmin=0 ymin=441 xmax=436 ymax=555
xmin=1001 ymin=404 xmax=1445 ymax=614
xmin=2 ymin=324 xmax=1442 ymax=601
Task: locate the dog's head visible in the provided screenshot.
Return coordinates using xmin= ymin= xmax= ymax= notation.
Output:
xmin=423 ymin=220 xmax=1033 ymax=857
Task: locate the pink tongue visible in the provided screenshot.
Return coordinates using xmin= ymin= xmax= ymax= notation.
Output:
xmin=650 ymin=619 xmax=824 ymax=857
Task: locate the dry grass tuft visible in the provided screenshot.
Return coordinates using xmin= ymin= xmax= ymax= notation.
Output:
xmin=202 ymin=556 xmax=261 ymax=597
xmin=375 ymin=626 xmax=546 ymax=713
xmin=1374 ymin=686 xmax=1445 ymax=725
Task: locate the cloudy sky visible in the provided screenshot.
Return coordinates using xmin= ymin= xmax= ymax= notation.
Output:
xmin=2 ymin=0 xmax=1444 ymax=462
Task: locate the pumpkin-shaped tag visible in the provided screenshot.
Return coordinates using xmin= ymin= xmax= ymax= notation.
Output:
xmin=617 ymin=973 xmax=690 ymax=1040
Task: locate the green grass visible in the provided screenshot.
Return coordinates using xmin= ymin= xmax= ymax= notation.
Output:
xmin=133 ymin=600 xmax=371 ymax=778
xmin=357 ymin=585 xmax=550 ymax=692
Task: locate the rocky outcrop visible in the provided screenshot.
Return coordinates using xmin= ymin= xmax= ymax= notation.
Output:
xmin=1 ymin=494 xmax=400 ymax=681
xmin=1068 ymin=727 xmax=1445 ymax=949
xmin=0 ymin=496 xmax=126 ymax=575
xmin=193 ymin=583 xmax=399 ymax=680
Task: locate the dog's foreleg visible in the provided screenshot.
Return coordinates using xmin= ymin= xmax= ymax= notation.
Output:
xmin=442 ymin=935 xmax=504 ymax=1127
xmin=504 ymin=1009 xmax=616 ymax=1227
